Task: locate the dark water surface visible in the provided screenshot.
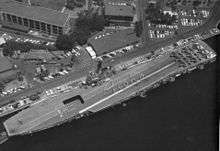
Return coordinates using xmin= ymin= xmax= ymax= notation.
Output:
xmin=1 ymin=35 xmax=219 ymax=151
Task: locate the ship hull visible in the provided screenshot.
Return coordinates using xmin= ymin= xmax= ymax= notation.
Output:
xmin=3 ymin=40 xmax=216 ymax=137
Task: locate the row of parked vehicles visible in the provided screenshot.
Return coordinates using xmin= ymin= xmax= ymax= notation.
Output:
xmin=180 ymin=9 xmax=210 ymax=18
xmin=0 ymin=92 xmax=41 ymax=116
xmin=149 ymin=29 xmax=174 ymax=39
xmin=34 ymin=67 xmax=70 ymax=83
xmin=170 ymin=42 xmax=215 ymax=69
xmin=181 ymin=18 xmax=203 ymax=27
xmin=1 ymin=32 xmax=54 ymax=46
xmin=96 ymin=43 xmax=142 ymax=61
xmin=57 ymin=47 xmax=81 ymax=59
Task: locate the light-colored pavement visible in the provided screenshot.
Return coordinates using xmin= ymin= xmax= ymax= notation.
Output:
xmin=1 ymin=1 xmax=219 ymax=108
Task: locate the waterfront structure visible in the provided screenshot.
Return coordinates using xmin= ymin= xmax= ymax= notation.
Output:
xmin=0 ymin=0 xmax=71 ymax=36
xmin=0 ymin=0 xmax=219 ymax=145
xmin=0 ymin=39 xmax=217 ymax=142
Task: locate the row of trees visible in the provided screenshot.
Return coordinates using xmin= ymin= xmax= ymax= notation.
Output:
xmin=166 ymin=0 xmax=203 ymax=10
xmin=145 ymin=5 xmax=177 ymax=25
xmin=2 ymin=41 xmax=57 ymax=57
xmin=134 ymin=21 xmax=143 ymax=37
xmin=55 ymin=11 xmax=105 ymax=51
xmin=0 ymin=82 xmax=5 ymax=93
xmin=66 ymin=0 xmax=86 ymax=10
xmin=0 ymin=71 xmax=24 ymax=93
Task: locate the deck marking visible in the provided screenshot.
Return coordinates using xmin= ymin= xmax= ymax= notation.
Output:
xmin=79 ymin=62 xmax=175 ymax=114
xmin=8 ymin=62 xmax=175 ymax=135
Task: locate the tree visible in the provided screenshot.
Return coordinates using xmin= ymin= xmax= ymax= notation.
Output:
xmin=2 ymin=40 xmax=43 ymax=56
xmin=2 ymin=45 xmax=14 ymax=57
xmin=0 ymin=82 xmax=5 ymax=93
xmin=75 ymin=13 xmax=91 ymax=31
xmin=174 ymin=31 xmax=178 ymax=36
xmin=71 ymin=29 xmax=90 ymax=46
xmin=193 ymin=0 xmax=201 ymax=8
xmin=95 ymin=60 xmax=102 ymax=74
xmin=91 ymin=14 xmax=105 ymax=32
xmin=55 ymin=34 xmax=74 ymax=51
xmin=39 ymin=69 xmax=49 ymax=78
xmin=66 ymin=0 xmax=85 ymax=10
xmin=134 ymin=21 xmax=143 ymax=37
xmin=92 ymin=0 xmax=104 ymax=6
xmin=16 ymin=72 xmax=24 ymax=82
xmin=29 ymin=93 xmax=40 ymax=101
xmin=71 ymin=12 xmax=106 ymax=45
xmin=70 ymin=55 xmax=78 ymax=63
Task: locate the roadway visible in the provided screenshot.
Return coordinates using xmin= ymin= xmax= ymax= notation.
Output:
xmin=0 ymin=61 xmax=95 ymax=106
xmin=103 ymin=0 xmax=220 ymax=68
xmin=0 ymin=1 xmax=219 ymax=107
xmin=4 ymin=53 xmax=178 ymax=136
xmin=0 ymin=42 xmax=96 ymax=106
xmin=80 ymin=60 xmax=177 ymax=114
xmin=83 ymin=62 xmax=178 ymax=113
xmin=2 ymin=38 xmax=216 ymax=135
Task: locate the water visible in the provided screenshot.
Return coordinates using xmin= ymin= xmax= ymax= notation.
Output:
xmin=0 ymin=36 xmax=219 ymax=151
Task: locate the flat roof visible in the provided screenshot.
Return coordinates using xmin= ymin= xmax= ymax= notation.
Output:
xmin=104 ymin=0 xmax=135 ymax=17
xmin=88 ymin=28 xmax=140 ymax=55
xmin=0 ymin=0 xmax=69 ymax=27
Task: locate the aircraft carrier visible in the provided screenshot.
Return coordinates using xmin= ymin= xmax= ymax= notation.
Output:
xmin=0 ymin=38 xmax=217 ymax=144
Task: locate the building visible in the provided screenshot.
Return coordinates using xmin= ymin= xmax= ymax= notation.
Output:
xmin=0 ymin=0 xmax=71 ymax=36
xmin=104 ymin=0 xmax=135 ymax=26
xmin=87 ymin=28 xmax=140 ymax=56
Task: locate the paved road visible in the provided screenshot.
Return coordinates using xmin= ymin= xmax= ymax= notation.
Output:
xmin=103 ymin=1 xmax=220 ymax=68
xmin=0 ymin=1 xmax=219 ymax=107
xmin=3 ymin=53 xmax=178 ymax=136
xmin=80 ymin=56 xmax=177 ymax=113
xmin=0 ymin=59 xmax=95 ymax=106
xmin=85 ymin=62 xmax=178 ymax=113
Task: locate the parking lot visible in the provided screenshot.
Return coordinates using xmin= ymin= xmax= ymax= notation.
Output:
xmin=96 ymin=42 xmax=143 ymax=62
xmin=0 ymin=32 xmax=55 ymax=46
xmin=0 ymin=33 xmax=92 ymax=104
xmin=169 ymin=41 xmax=216 ymax=69
xmin=143 ymin=2 xmax=213 ymax=41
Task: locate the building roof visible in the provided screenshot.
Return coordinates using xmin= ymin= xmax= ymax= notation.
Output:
xmin=104 ymin=0 xmax=135 ymax=17
xmin=0 ymin=0 xmax=69 ymax=27
xmin=88 ymin=28 xmax=140 ymax=55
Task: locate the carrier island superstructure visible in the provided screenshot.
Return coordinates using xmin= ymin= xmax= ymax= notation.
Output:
xmin=0 ymin=37 xmax=217 ymax=143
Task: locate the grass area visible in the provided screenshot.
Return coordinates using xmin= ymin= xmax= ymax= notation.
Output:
xmin=30 ymin=0 xmax=65 ymax=10
xmin=0 ymin=56 xmax=13 ymax=73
